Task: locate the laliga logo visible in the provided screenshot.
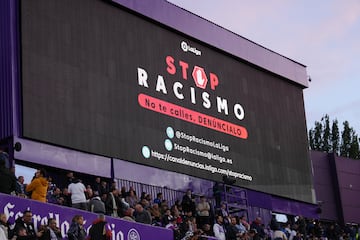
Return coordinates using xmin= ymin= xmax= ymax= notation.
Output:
xmin=181 ymin=41 xmax=201 ymax=56
xmin=192 ymin=66 xmax=208 ymax=89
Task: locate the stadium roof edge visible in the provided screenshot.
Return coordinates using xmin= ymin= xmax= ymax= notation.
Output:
xmin=111 ymin=0 xmax=309 ymax=88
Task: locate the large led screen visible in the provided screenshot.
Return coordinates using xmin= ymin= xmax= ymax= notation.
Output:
xmin=20 ymin=0 xmax=314 ymax=202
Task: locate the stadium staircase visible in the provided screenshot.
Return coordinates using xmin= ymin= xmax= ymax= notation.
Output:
xmin=222 ymin=184 xmax=249 ymax=218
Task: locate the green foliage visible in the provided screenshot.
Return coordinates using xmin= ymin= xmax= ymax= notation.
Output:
xmin=308 ymin=115 xmax=359 ymax=159
xmin=331 ymin=119 xmax=340 ymax=155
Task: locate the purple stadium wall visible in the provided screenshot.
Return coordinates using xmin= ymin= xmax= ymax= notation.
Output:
xmin=334 ymin=155 xmax=360 ymax=224
xmin=312 ymin=151 xmax=360 ymax=224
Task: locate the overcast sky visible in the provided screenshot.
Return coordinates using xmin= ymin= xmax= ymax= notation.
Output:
xmin=167 ymin=0 xmax=360 ymax=134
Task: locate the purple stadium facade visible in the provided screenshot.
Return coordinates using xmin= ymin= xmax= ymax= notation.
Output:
xmin=1 ymin=1 xmax=359 ymax=237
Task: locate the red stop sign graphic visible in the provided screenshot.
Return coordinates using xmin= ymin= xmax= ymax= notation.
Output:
xmin=192 ymin=66 xmax=208 ymax=89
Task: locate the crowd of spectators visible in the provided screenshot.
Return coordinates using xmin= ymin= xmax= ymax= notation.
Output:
xmin=0 ymin=157 xmax=359 ymax=240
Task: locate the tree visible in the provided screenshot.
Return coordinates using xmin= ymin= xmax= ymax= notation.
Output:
xmin=349 ymin=132 xmax=360 ymax=159
xmin=331 ymin=119 xmax=340 ymax=155
xmin=340 ymin=121 xmax=352 ymax=158
xmin=308 ymin=115 xmax=359 ymax=159
xmin=313 ymin=121 xmax=323 ymax=151
xmin=308 ymin=129 xmax=315 ymax=150
xmin=322 ymin=115 xmax=331 ymax=153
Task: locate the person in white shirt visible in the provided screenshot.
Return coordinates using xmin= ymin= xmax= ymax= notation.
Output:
xmin=213 ymin=215 xmax=226 ymax=240
xmin=68 ymin=178 xmax=87 ymax=210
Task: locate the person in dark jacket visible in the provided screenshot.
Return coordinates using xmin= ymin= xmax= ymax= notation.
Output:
xmin=88 ymin=214 xmax=112 ymax=240
xmin=67 ymin=215 xmax=86 ymax=240
xmin=38 ymin=218 xmax=62 ymax=240
xmin=134 ymin=204 xmax=152 ymax=224
xmin=0 ymin=157 xmax=16 ymax=194
xmin=11 ymin=210 xmax=39 ymax=240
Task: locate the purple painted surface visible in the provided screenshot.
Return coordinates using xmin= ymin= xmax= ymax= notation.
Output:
xmin=14 ymin=137 xmax=112 ymax=178
xmin=311 ymin=151 xmax=338 ymax=221
xmin=0 ymin=193 xmax=173 ymax=240
xmin=248 ymin=190 xmax=318 ymax=219
xmin=334 ymin=155 xmax=360 ymax=223
xmin=111 ymin=0 xmax=308 ymax=88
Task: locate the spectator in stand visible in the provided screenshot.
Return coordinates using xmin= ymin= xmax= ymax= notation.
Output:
xmin=120 ymin=186 xmax=127 ymax=198
xmin=288 ymin=224 xmax=298 ymax=240
xmin=127 ymin=186 xmax=137 ymax=198
xmin=105 ymin=187 xmax=120 ymax=217
xmin=88 ymin=214 xmax=112 ymax=240
xmin=202 ymin=223 xmax=213 ymax=237
xmin=216 ymin=203 xmax=230 ymax=226
xmin=60 ymin=187 xmax=72 ymax=207
xmin=134 ymin=203 xmax=152 ymax=225
xmin=121 ymin=208 xmax=135 ymax=222
xmin=85 ymin=186 xmax=94 ymax=201
xmin=47 ymin=187 xmax=62 ymax=205
xmin=140 ymin=198 xmax=151 ymax=210
xmin=38 ymin=218 xmax=62 ymax=240
xmin=248 ymin=229 xmax=261 ymax=240
xmin=68 ymin=178 xmax=87 ymax=210
xmin=226 ymin=216 xmax=242 ymax=240
xmin=11 ymin=210 xmax=40 ymax=239
xmin=0 ymin=213 xmax=10 ymax=240
xmin=100 ymin=181 xmax=109 ymax=197
xmin=92 ymin=177 xmax=102 ymax=196
xmin=0 ymin=156 xmax=16 ymax=195
xmin=295 ymin=216 xmax=306 ymax=239
xmin=196 ymin=195 xmax=211 ymax=227
xmin=250 ymin=217 xmax=266 ymax=239
xmin=162 ymin=208 xmax=173 ymax=227
xmin=47 ymin=176 xmax=57 ymax=195
xmin=148 ymin=203 xmax=162 ymax=226
xmin=171 ymin=205 xmax=183 ymax=226
xmin=67 ymin=215 xmax=86 ymax=240
xmin=26 ymin=168 xmax=49 ymax=203
xmin=110 ymin=181 xmax=117 ymax=191
xmin=13 ymin=226 xmax=38 ymax=240
xmin=213 ymin=215 xmax=226 ymax=240
xmin=16 ymin=176 xmax=28 ymax=198
xmin=240 ymin=215 xmax=250 ymax=231
xmin=88 ymin=192 xmax=106 ymax=214
xmin=66 ymin=172 xmax=74 ymax=187
xmin=165 ymin=216 xmax=181 ymax=240
xmin=182 ymin=189 xmax=196 ymax=217
xmin=273 ymin=224 xmax=288 ymax=240
xmin=180 ymin=216 xmax=198 ymax=239
xmin=235 ymin=216 xmax=247 ymax=235
xmin=153 ymin=192 xmax=163 ymax=206
xmin=125 ymin=189 xmax=138 ymax=208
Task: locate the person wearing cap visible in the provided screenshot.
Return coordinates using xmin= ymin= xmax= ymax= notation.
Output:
xmin=88 ymin=214 xmax=112 ymax=240
xmin=0 ymin=156 xmax=16 ymax=194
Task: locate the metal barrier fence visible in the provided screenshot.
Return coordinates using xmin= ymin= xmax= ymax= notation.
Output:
xmin=115 ymin=178 xmax=186 ymax=207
